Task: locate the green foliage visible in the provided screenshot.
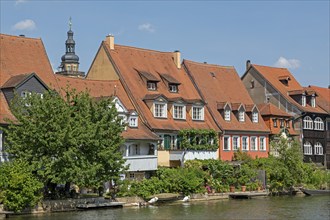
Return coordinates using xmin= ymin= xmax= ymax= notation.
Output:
xmin=0 ymin=160 xmax=43 ymax=213
xmin=2 ymin=88 xmax=126 ymax=190
xmin=237 ymin=164 xmax=257 ymax=186
xmin=178 ymin=129 xmax=218 ymax=151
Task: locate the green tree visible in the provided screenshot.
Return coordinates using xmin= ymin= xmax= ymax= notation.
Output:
xmin=3 ymin=88 xmax=126 ymax=195
xmin=0 ymin=160 xmax=43 ymax=213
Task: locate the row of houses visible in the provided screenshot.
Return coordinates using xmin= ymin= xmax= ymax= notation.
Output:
xmin=0 ymin=27 xmax=329 ymax=180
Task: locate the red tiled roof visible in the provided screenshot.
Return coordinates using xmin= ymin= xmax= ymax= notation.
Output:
xmin=251 ymin=64 xmax=326 ymax=114
xmin=0 ymin=34 xmax=59 ymax=89
xmin=257 ymin=103 xmax=292 ymax=117
xmin=308 ymin=85 xmax=330 ymax=114
xmin=184 ymin=60 xmax=269 ymax=133
xmin=102 ymin=42 xmax=219 ymax=132
xmin=0 ymin=92 xmax=16 ymax=124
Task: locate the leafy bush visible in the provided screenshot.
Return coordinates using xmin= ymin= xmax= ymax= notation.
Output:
xmin=0 ymin=160 xmax=43 ymax=213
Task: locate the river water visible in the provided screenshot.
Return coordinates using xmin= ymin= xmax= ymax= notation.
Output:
xmin=8 ymin=196 xmax=330 ymax=220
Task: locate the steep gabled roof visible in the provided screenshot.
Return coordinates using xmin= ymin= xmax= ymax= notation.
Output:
xmin=0 ymin=34 xmax=58 ymax=89
xmin=184 ymin=60 xmax=269 ymax=133
xmin=308 ymin=85 xmax=330 ymax=114
xmin=250 ymin=64 xmax=326 ymax=114
xmin=101 ymin=42 xmax=219 ymax=132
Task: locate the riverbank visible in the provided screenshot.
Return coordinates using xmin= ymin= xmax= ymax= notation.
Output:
xmin=0 ymin=190 xmax=271 ymax=218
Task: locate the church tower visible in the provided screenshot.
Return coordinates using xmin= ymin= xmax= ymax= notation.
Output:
xmin=56 ymin=18 xmax=85 ymax=77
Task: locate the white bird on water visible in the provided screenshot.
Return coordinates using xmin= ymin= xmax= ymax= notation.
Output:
xmin=148 ymin=197 xmax=158 ymax=204
xmin=182 ymin=195 xmax=190 ymax=202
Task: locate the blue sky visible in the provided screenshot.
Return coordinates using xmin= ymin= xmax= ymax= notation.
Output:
xmin=1 ymin=0 xmax=329 ymax=87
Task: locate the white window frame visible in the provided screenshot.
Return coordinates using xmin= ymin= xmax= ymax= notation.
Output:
xmin=303 ymin=142 xmax=312 ymax=155
xmin=232 ymin=136 xmax=240 ymax=151
xmin=223 ymin=136 xmax=231 ymax=151
xmin=314 ymin=117 xmax=324 ymax=131
xmin=173 ymin=104 xmax=186 ymax=120
xmin=192 ymin=106 xmax=204 ymax=121
xmin=129 ymin=116 xmax=138 ymax=127
xmin=154 ymin=102 xmax=167 ymax=118
xmin=21 ymin=91 xmax=32 ymax=98
xmin=302 ymin=94 xmax=306 ymax=107
xmin=311 ymin=95 xmax=316 ymax=108
xmin=242 ymin=136 xmax=249 ymax=151
xmin=250 ymin=136 xmax=257 ymax=151
xmin=259 ymin=136 xmax=266 ymax=151
xmin=239 ymin=110 xmax=245 ymax=122
xmin=303 ymin=116 xmax=313 ymax=130
xmin=147 ymin=81 xmax=157 ymax=90
xmin=252 ymin=111 xmax=258 ymax=123
xmin=314 ymin=142 xmax=323 ymax=155
xmin=224 ymin=109 xmax=231 ymax=121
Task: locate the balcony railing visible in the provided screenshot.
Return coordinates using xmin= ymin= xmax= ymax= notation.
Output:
xmin=124 ymin=155 xmax=157 ymax=172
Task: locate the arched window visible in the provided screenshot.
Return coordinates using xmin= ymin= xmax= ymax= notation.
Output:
xmin=303 ymin=142 xmax=312 ymax=155
xmin=314 ymin=117 xmax=324 ymax=131
xmin=303 ymin=116 xmax=313 ymax=130
xmin=314 ymin=142 xmax=323 ymax=155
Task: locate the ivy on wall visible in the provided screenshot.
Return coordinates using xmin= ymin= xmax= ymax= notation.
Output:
xmin=178 ymin=129 xmax=219 ymax=151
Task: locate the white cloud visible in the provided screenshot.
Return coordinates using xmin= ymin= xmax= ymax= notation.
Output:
xmin=12 ymin=19 xmax=36 ymax=31
xmin=138 ymin=23 xmax=155 ymax=33
xmin=15 ymin=0 xmax=27 ymax=5
xmin=274 ymin=56 xmax=301 ymax=69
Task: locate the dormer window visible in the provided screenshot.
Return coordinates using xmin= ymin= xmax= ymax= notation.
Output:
xmin=239 ymin=110 xmax=245 ymax=122
xmin=252 ymin=111 xmax=258 ymax=123
xmin=311 ymin=95 xmax=316 ymax=108
xmin=129 ymin=116 xmax=138 ymax=127
xmin=302 ymin=94 xmax=306 ymax=107
xmin=173 ymin=104 xmax=186 ymax=120
xmin=169 ymin=84 xmax=178 ymax=93
xmin=154 ymin=102 xmax=167 ymax=118
xmin=147 ymin=81 xmax=157 ymax=91
xmin=279 ymin=76 xmax=290 ymax=86
xmin=224 ymin=109 xmax=230 ymax=121
xmin=192 ymin=105 xmax=204 ymax=121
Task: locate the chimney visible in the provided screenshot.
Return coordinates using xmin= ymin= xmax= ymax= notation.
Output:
xmin=246 ymin=60 xmax=251 ymax=70
xmin=106 ymin=34 xmax=114 ymax=50
xmin=173 ymin=50 xmax=181 ymax=69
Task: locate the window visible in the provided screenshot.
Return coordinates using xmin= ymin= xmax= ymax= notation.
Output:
xmin=242 ymin=136 xmax=249 ymax=151
xmin=280 ymin=119 xmax=284 ymax=128
xmin=232 ymin=136 xmax=240 ymax=151
xmin=129 ymin=116 xmax=138 ymax=127
xmin=273 ymin=118 xmax=277 ymax=127
xmin=314 ymin=142 xmax=323 ymax=155
xmin=173 ymin=105 xmax=186 ymax=120
xmin=311 ymin=95 xmax=316 ymax=108
xmin=286 ymin=120 xmax=290 ymax=128
xmin=223 ymin=136 xmax=231 ymax=151
xmin=259 ymin=136 xmax=266 ymax=151
xmin=154 ymin=103 xmax=167 ymax=118
xmin=37 ymin=93 xmax=44 ymax=99
xmin=302 ymin=94 xmax=306 ymax=107
xmin=169 ymin=84 xmax=178 ymax=93
xmin=163 ymin=135 xmax=171 ymax=150
xmin=250 ymin=137 xmax=257 ymax=151
xmin=147 ymin=81 xmax=157 ymax=90
xmin=303 ymin=116 xmax=313 ymax=130
xmin=192 ymin=106 xmax=204 ymax=121
xmin=239 ymin=110 xmax=245 ymax=122
xmin=129 ymin=144 xmax=140 ymax=156
xmin=314 ymin=117 xmax=324 ymax=131
xmin=224 ymin=109 xmax=231 ymax=121
xmin=303 ymin=142 xmax=312 ymax=155
xmin=21 ymin=91 xmax=31 ymax=98
xmin=252 ymin=111 xmax=258 ymax=123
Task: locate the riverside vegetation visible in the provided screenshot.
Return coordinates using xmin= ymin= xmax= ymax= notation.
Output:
xmin=0 ymin=90 xmax=329 ymax=213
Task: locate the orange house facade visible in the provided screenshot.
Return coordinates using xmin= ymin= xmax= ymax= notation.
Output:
xmin=183 ymin=60 xmax=270 ymax=161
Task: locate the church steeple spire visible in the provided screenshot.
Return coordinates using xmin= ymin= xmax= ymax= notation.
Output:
xmin=56 ymin=17 xmax=85 ymax=77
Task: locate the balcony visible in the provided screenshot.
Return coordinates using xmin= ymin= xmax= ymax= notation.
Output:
xmin=124 ymin=155 xmax=157 ymax=172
